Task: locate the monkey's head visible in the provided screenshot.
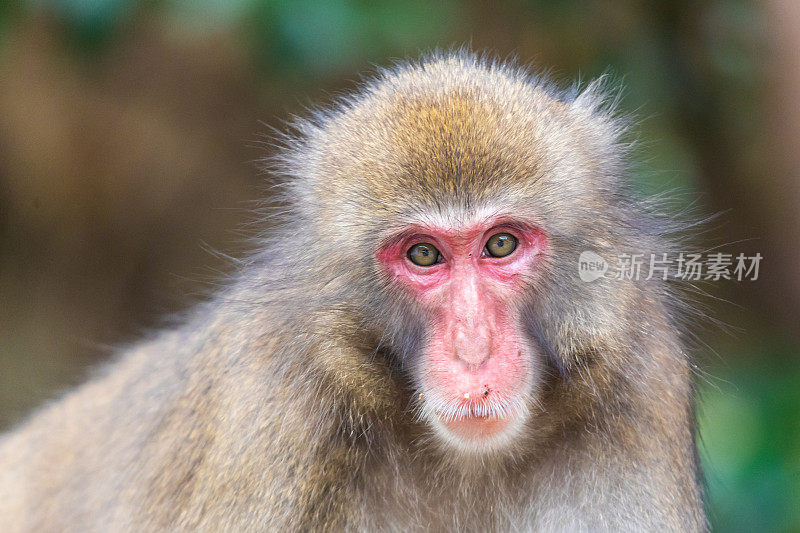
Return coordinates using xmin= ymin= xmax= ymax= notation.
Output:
xmin=272 ymin=53 xmax=668 ymax=455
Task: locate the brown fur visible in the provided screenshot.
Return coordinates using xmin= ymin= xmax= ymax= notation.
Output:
xmin=0 ymin=52 xmax=706 ymax=531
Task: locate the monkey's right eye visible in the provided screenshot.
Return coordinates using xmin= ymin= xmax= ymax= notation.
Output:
xmin=407 ymin=243 xmax=441 ymax=267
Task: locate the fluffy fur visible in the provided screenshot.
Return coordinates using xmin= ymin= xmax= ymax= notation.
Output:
xmin=0 ymin=52 xmax=706 ymax=531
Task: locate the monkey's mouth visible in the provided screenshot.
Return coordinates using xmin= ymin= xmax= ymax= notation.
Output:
xmin=424 ymin=395 xmax=529 ymax=448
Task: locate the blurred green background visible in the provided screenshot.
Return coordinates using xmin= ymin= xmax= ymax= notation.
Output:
xmin=0 ymin=0 xmax=798 ymax=530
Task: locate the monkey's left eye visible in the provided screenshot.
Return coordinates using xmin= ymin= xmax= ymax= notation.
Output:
xmin=485 ymin=233 xmax=518 ymax=258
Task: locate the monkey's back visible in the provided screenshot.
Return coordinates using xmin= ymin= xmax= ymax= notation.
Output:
xmin=0 ymin=329 xmax=193 ymax=531
xmin=0 ymin=299 xmax=333 ymax=532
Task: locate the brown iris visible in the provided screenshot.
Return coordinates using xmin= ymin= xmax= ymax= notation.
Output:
xmin=485 ymin=233 xmax=517 ymax=258
xmin=407 ymin=243 xmax=440 ymax=267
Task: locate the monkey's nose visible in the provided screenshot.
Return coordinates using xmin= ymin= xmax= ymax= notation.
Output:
xmin=452 ymin=325 xmax=492 ymax=370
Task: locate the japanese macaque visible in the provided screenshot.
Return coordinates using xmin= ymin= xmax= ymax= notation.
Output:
xmin=0 ymin=52 xmax=707 ymax=531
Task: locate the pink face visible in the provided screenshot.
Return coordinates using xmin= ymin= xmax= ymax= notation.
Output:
xmin=376 ymin=218 xmax=547 ymax=450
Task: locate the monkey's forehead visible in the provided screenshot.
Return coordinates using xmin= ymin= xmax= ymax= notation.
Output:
xmin=324 ymin=55 xmax=576 ymax=192
xmin=286 ymin=53 xmax=625 ymax=230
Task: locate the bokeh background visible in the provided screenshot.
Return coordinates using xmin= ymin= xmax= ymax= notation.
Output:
xmin=0 ymin=0 xmax=798 ymax=530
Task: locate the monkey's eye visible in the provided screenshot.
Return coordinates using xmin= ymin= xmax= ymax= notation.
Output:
xmin=407 ymin=243 xmax=441 ymax=267
xmin=485 ymin=233 xmax=518 ymax=258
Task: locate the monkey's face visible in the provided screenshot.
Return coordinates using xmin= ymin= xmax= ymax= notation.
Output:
xmin=285 ymin=57 xmax=636 ymax=454
xmin=376 ymin=218 xmax=548 ymax=451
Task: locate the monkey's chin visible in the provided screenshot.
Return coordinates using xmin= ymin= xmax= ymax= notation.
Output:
xmin=432 ymin=411 xmax=526 ymax=453
xmin=442 ymin=416 xmax=512 ymax=441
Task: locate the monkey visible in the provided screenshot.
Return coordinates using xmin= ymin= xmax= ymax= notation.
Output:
xmin=0 ymin=52 xmax=707 ymax=531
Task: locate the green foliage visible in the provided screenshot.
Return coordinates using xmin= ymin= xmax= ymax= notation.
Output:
xmin=0 ymin=1 xmax=21 ymax=45
xmin=244 ymin=0 xmax=462 ymax=79
xmin=700 ymin=337 xmax=800 ymax=531
xmin=32 ymin=0 xmax=136 ymax=50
